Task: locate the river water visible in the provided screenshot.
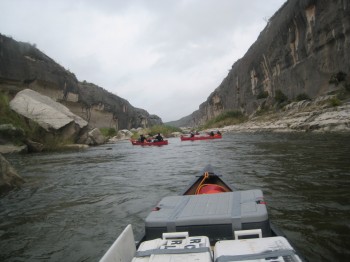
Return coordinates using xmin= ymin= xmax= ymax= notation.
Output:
xmin=1 ymin=132 xmax=349 ymax=261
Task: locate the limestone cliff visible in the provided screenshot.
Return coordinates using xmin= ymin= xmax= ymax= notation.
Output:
xmin=0 ymin=34 xmax=162 ymax=130
xmin=176 ymin=0 xmax=350 ymax=127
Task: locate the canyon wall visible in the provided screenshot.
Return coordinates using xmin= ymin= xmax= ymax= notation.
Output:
xmin=180 ymin=0 xmax=350 ymax=127
xmin=0 ymin=34 xmax=162 ymax=130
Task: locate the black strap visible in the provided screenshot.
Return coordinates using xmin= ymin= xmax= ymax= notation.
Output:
xmin=135 ymin=247 xmax=211 ymax=257
xmin=215 ymin=249 xmax=297 ymax=262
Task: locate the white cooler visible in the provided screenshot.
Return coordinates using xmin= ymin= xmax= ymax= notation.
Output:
xmin=214 ymin=234 xmax=302 ymax=262
xmin=132 ymin=232 xmax=212 ymax=262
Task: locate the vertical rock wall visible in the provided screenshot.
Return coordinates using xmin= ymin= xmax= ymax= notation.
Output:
xmin=190 ymin=0 xmax=350 ymax=126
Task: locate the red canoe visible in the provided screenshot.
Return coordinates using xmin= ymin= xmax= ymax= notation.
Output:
xmin=130 ymin=140 xmax=168 ymax=146
xmin=180 ymin=134 xmax=222 ymax=141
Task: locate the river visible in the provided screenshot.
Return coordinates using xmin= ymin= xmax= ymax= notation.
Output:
xmin=1 ymin=132 xmax=349 ymax=261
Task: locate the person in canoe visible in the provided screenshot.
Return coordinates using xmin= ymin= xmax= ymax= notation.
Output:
xmin=217 ymin=130 xmax=221 ymax=135
xmin=139 ymin=134 xmax=147 ymax=143
xmin=210 ymin=131 xmax=215 ymax=136
xmin=154 ymin=133 xmax=163 ymax=142
xmin=190 ymin=131 xmax=195 ymax=138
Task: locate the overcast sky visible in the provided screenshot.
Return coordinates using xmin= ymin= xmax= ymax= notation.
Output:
xmin=0 ymin=0 xmax=286 ymax=122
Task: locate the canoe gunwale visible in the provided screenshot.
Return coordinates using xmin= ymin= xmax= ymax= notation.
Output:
xmin=180 ymin=135 xmax=222 ymax=141
xmin=130 ymin=140 xmax=168 ymax=146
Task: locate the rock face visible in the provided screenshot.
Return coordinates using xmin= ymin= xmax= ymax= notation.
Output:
xmin=0 ymin=34 xmax=162 ymax=130
xmin=178 ymin=0 xmax=350 ymax=127
xmin=71 ymin=81 xmax=162 ymax=130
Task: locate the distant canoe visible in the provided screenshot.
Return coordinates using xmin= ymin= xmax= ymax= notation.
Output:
xmin=180 ymin=134 xmax=222 ymax=141
xmin=130 ymin=140 xmax=168 ymax=146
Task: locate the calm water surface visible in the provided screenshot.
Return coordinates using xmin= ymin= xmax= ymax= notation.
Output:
xmin=1 ymin=132 xmax=349 ymax=261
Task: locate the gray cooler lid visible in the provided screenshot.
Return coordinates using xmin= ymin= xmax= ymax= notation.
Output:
xmin=145 ymin=190 xmax=268 ymax=230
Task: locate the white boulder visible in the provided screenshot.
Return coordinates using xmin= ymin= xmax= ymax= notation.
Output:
xmin=10 ymin=89 xmax=88 ymax=131
xmin=87 ymin=128 xmax=105 ymax=145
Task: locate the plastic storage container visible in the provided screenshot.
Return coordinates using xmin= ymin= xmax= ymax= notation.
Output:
xmin=145 ymin=190 xmax=270 ymax=241
xmin=214 ymin=235 xmax=302 ymax=262
xmin=132 ymin=232 xmax=212 ymax=262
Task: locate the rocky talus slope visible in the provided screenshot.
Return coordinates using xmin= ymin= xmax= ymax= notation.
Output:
xmin=220 ymin=97 xmax=350 ymax=133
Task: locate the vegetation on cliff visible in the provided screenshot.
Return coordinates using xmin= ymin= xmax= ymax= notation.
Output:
xmin=0 ymin=91 xmax=34 ymax=144
xmin=148 ymin=125 xmax=182 ymax=136
xmin=200 ymin=111 xmax=247 ymax=129
xmin=99 ymin=127 xmax=117 ymax=138
xmin=0 ymin=92 xmax=24 ymax=129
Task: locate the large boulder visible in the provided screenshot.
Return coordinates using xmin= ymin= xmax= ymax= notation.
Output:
xmin=86 ymin=128 xmax=105 ymax=145
xmin=25 ymin=139 xmax=44 ymax=153
xmin=0 ymin=154 xmax=24 ymax=194
xmin=10 ymin=89 xmax=87 ymax=130
xmin=118 ymin=129 xmax=133 ymax=139
xmin=108 ymin=129 xmax=133 ymax=142
xmin=9 ymin=89 xmax=88 ymax=141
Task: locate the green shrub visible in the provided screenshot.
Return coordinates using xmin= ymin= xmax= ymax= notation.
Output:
xmin=345 ymin=84 xmax=350 ymax=92
xmin=41 ymin=134 xmax=75 ymax=152
xmin=257 ymin=91 xmax=269 ymax=99
xmin=329 ymin=71 xmax=347 ymax=86
xmin=148 ymin=125 xmax=182 ymax=136
xmin=0 ymin=92 xmax=24 ymax=127
xmin=296 ymin=93 xmax=311 ymax=101
xmin=202 ymin=111 xmax=246 ymax=129
xmin=100 ymin=127 xmax=117 ymax=138
xmin=0 ymin=92 xmax=31 ymax=133
xmin=329 ymin=97 xmax=341 ymax=107
xmin=274 ymin=90 xmax=288 ymax=104
xmin=255 ymin=102 xmax=270 ymax=116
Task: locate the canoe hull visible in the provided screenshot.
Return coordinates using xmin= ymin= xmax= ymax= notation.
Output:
xmin=130 ymin=140 xmax=168 ymax=146
xmin=180 ymin=164 xmax=234 ymax=195
xmin=180 ymin=135 xmax=222 ymax=141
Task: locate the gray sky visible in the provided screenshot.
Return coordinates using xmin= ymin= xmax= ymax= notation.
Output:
xmin=0 ymin=0 xmax=286 ymax=122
